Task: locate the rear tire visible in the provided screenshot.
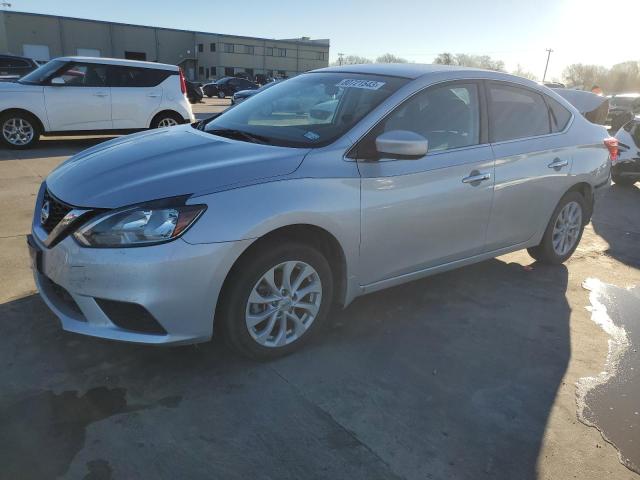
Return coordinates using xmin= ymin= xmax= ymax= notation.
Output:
xmin=150 ymin=112 xmax=183 ymax=129
xmin=218 ymin=241 xmax=334 ymax=360
xmin=612 ymin=175 xmax=636 ymax=187
xmin=217 ymin=91 xmax=226 ymax=99
xmin=527 ymin=191 xmax=586 ymax=264
xmin=0 ymin=111 xmax=40 ymax=149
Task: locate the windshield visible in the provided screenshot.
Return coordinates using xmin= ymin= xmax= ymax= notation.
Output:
xmin=205 ymin=72 xmax=408 ymax=147
xmin=18 ymin=59 xmax=65 ymax=85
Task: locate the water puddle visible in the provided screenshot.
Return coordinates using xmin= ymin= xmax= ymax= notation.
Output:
xmin=578 ymin=278 xmax=640 ymax=474
xmin=0 ymin=387 xmax=181 ymax=479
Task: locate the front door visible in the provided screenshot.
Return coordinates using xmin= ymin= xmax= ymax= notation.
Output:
xmin=44 ymin=62 xmax=111 ymax=131
xmin=356 ymin=81 xmax=495 ymax=286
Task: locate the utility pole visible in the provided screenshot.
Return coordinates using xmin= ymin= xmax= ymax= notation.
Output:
xmin=542 ymin=48 xmax=553 ymax=82
xmin=338 ymin=53 xmax=344 ymax=66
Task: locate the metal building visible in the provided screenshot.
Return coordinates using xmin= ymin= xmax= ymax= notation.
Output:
xmin=0 ymin=10 xmax=330 ymax=81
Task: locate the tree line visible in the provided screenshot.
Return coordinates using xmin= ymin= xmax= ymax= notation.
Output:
xmin=332 ymin=53 xmax=640 ymax=93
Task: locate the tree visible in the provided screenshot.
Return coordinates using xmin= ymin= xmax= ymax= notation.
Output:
xmin=433 ymin=53 xmax=455 ymax=65
xmin=432 ymin=53 xmax=504 ymax=71
xmin=511 ymin=64 xmax=538 ymax=81
xmin=562 ymin=63 xmax=608 ymax=90
xmin=375 ymin=53 xmax=408 ymax=64
xmin=330 ymin=54 xmax=372 ymax=66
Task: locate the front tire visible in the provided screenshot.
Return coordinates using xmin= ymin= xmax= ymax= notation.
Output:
xmin=217 ymin=91 xmax=226 ymax=99
xmin=219 ymin=241 xmax=334 ymax=360
xmin=527 ymin=191 xmax=586 ymax=264
xmin=0 ymin=111 xmax=40 ymax=149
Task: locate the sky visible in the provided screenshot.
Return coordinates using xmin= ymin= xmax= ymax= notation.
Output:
xmin=8 ymin=0 xmax=640 ymax=81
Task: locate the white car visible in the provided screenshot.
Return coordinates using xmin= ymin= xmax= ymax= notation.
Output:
xmin=0 ymin=56 xmax=195 ymax=148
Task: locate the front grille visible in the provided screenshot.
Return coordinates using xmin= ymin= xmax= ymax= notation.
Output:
xmin=41 ymin=190 xmax=73 ymax=234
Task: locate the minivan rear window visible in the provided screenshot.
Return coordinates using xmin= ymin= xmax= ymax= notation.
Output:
xmin=108 ymin=66 xmax=173 ymax=87
xmin=488 ymin=83 xmax=551 ymax=142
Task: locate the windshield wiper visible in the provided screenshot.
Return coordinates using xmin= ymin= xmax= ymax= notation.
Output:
xmin=207 ymin=128 xmax=271 ymax=145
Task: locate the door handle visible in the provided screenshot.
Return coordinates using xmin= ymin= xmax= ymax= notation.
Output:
xmin=93 ymin=91 xmax=108 ymax=97
xmin=548 ymin=158 xmax=569 ymax=169
xmin=147 ymin=93 xmax=161 ymax=98
xmin=462 ymin=172 xmax=491 ymax=184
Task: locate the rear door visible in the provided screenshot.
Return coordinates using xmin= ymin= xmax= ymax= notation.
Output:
xmin=43 ymin=62 xmax=111 ymax=131
xmin=108 ymin=66 xmax=170 ymax=129
xmin=357 ymin=81 xmax=495 ymax=285
xmin=485 ymin=81 xmax=573 ymax=251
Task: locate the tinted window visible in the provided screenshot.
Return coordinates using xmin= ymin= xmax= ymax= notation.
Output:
xmin=546 ymin=96 xmax=572 ymax=132
xmin=489 ymin=84 xmax=551 ymax=142
xmin=56 ymin=62 xmax=107 ymax=87
xmin=360 ymin=83 xmax=480 ymax=158
xmin=109 ymin=66 xmax=172 ymax=87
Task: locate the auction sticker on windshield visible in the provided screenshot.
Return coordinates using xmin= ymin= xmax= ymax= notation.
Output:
xmin=336 ymin=79 xmax=386 ymax=90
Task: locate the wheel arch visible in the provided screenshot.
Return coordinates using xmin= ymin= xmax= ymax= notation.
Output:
xmin=566 ymin=181 xmax=594 ymax=222
xmin=149 ymin=109 xmax=187 ymax=128
xmin=218 ymin=223 xmax=349 ymax=321
xmin=0 ymin=108 xmax=46 ymax=133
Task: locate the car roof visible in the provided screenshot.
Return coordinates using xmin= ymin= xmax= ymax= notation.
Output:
xmin=55 ymin=56 xmax=178 ymax=71
xmin=0 ymin=53 xmax=35 ymax=60
xmin=312 ymin=63 xmax=507 ymax=80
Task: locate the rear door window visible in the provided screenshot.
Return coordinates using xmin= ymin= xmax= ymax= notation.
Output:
xmin=108 ymin=66 xmax=172 ymax=87
xmin=488 ymin=83 xmax=551 ymax=142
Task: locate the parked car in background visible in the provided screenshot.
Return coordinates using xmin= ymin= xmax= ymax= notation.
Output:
xmin=186 ymin=80 xmax=204 ymax=104
xmin=552 ymin=88 xmax=610 ymax=125
xmin=0 ymin=56 xmax=195 ymax=148
xmin=203 ymin=77 xmax=258 ymax=98
xmin=28 ymin=64 xmax=613 ymax=359
xmin=0 ymin=54 xmax=39 ymax=82
xmin=607 ymin=93 xmax=640 ymax=133
xmin=231 ymin=80 xmax=282 ymax=105
xmin=612 ymin=116 xmax=640 ymax=186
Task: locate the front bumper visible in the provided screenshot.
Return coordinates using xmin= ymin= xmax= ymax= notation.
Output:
xmin=28 ymin=232 xmax=252 ymax=345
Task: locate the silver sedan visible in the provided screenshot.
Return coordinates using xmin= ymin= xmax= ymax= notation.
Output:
xmin=29 ymin=64 xmax=613 ymax=359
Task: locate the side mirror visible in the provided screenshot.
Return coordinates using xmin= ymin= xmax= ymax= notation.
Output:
xmin=50 ymin=77 xmax=65 ymax=85
xmin=375 ymin=130 xmax=428 ymax=158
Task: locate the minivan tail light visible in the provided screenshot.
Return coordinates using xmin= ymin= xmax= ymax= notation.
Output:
xmin=604 ymin=137 xmax=619 ymax=163
xmin=179 ymin=68 xmax=187 ymax=95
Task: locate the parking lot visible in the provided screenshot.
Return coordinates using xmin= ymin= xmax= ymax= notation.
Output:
xmin=0 ymin=97 xmax=639 ymax=479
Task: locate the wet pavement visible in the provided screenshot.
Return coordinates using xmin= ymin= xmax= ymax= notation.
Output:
xmin=580 ymin=279 xmax=640 ymax=474
xmin=1 ymin=117 xmax=639 ymax=479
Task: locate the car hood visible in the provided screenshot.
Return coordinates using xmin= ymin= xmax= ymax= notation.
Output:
xmin=46 ymin=125 xmax=309 ymax=208
xmin=0 ymin=81 xmax=41 ymax=92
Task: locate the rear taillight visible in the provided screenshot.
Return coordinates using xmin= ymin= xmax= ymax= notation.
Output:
xmin=179 ymin=69 xmax=187 ymax=95
xmin=604 ymin=137 xmax=619 ymax=163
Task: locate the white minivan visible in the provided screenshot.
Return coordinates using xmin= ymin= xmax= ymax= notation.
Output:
xmin=0 ymin=56 xmax=195 ymax=148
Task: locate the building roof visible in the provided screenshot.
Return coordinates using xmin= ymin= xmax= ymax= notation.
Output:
xmin=0 ymin=10 xmax=330 ymax=47
xmin=56 ymin=56 xmax=178 ymax=70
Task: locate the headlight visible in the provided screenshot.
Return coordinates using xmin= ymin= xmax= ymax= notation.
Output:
xmin=74 ymin=204 xmax=206 ymax=247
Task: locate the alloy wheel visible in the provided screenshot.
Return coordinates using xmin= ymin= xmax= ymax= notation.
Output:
xmin=552 ymin=201 xmax=582 ymax=256
xmin=3 ymin=117 xmax=34 ymax=146
xmin=245 ymin=260 xmax=323 ymax=348
xmin=157 ymin=117 xmax=179 ymax=128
